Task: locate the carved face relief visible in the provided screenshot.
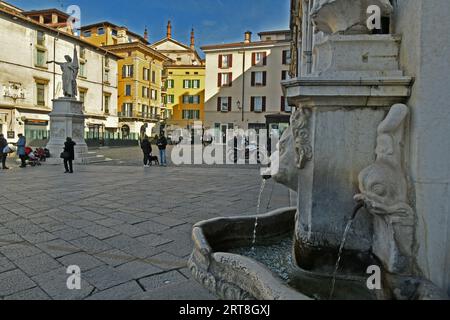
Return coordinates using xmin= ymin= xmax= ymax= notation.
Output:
xmin=269 ymin=126 xmax=299 ymax=192
xmin=291 ymin=108 xmax=313 ymax=169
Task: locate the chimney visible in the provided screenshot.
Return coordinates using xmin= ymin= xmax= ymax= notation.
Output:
xmin=244 ymin=31 xmax=252 ymax=43
xmin=117 ymin=28 xmax=128 ymax=44
xmin=190 ymin=28 xmax=195 ymax=50
xmin=144 ymin=27 xmax=149 ymax=41
xmin=167 ymin=20 xmax=172 ymax=39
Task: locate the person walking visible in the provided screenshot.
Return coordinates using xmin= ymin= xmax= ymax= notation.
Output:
xmin=16 ymin=134 xmax=26 ymax=168
xmin=63 ymin=137 xmax=76 ymax=173
xmin=0 ymin=134 xmax=9 ymax=170
xmin=156 ymin=134 xmax=168 ymax=166
xmin=141 ymin=136 xmax=152 ymax=168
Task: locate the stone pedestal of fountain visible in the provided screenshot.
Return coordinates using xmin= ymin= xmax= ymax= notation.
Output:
xmin=46 ymin=98 xmax=89 ymax=164
xmin=284 ymin=33 xmax=413 ymax=268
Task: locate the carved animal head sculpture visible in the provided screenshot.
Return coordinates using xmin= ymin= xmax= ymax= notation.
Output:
xmin=265 ymin=125 xmax=299 ymax=192
xmin=355 ymin=104 xmax=412 ymax=217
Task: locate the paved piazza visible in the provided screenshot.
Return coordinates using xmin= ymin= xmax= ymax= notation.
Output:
xmin=0 ymin=154 xmax=291 ymax=300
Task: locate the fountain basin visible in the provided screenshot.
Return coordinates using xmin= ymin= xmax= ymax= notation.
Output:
xmin=188 ymin=207 xmax=449 ymax=300
xmin=188 ymin=207 xmax=379 ymax=300
xmin=188 ymin=207 xmax=308 ymax=300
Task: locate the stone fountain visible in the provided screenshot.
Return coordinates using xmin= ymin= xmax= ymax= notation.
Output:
xmin=188 ymin=0 xmax=450 ymax=300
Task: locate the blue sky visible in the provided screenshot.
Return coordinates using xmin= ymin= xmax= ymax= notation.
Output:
xmin=9 ymin=0 xmax=290 ymax=49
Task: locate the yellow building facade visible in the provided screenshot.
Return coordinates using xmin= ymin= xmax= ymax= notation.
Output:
xmin=152 ymin=22 xmax=205 ymax=134
xmin=105 ymin=43 xmax=170 ymax=137
xmin=165 ymin=65 xmax=205 ymax=130
xmin=81 ymin=22 xmax=170 ymax=138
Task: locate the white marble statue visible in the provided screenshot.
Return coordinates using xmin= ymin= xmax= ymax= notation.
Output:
xmin=47 ymin=47 xmax=79 ymax=98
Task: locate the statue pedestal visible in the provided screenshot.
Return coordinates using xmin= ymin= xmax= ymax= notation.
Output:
xmin=46 ymin=98 xmax=89 ymax=164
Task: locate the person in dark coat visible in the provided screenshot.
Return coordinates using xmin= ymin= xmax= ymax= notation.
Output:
xmin=141 ymin=136 xmax=152 ymax=167
xmin=0 ymin=134 xmax=9 ymax=170
xmin=63 ymin=137 xmax=76 ymax=173
xmin=156 ymin=134 xmax=168 ymax=166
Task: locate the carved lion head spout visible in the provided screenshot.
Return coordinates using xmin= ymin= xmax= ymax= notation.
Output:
xmin=355 ymin=104 xmax=412 ymax=217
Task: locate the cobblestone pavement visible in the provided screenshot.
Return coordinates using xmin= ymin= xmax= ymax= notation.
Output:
xmin=0 ymin=161 xmax=291 ymax=300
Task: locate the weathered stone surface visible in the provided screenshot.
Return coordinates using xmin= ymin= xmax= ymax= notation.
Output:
xmin=132 ymin=280 xmax=216 ymax=300
xmin=57 ymin=252 xmax=104 ymax=272
xmin=0 ymin=269 xmax=36 ymax=297
xmin=4 ymin=287 xmax=51 ymax=300
xmin=0 ymin=164 xmax=289 ymax=299
xmin=32 ymin=267 xmax=94 ymax=300
xmin=0 ymin=243 xmax=43 ymax=261
xmin=87 ymin=281 xmax=144 ymax=300
xmin=83 ymin=265 xmax=133 ymax=291
xmin=138 ymin=270 xmax=188 ymax=291
xmin=115 ymin=260 xmax=162 ymax=279
xmin=14 ymin=253 xmax=62 ymax=276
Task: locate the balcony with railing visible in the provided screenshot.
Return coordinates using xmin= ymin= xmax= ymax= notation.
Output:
xmin=118 ymin=110 xmax=159 ymax=121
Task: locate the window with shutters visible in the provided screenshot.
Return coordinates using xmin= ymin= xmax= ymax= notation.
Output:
xmin=251 ymin=96 xmax=266 ymax=113
xmin=167 ymin=79 xmax=174 ymax=89
xmin=183 ymin=80 xmax=191 ymax=89
xmin=192 ymin=79 xmax=201 ymax=89
xmin=219 ymin=54 xmax=232 ymax=69
xmin=252 ymin=71 xmax=266 ymax=86
xmin=218 ymin=73 xmax=232 ymax=87
xmin=123 ymin=65 xmax=134 ymax=78
xmin=166 ymin=95 xmax=175 ymax=104
xmin=254 ymin=97 xmax=263 ymax=112
xmin=253 ymin=52 xmax=267 ymax=66
xmin=151 ymin=71 xmax=156 ymax=83
xmin=218 ymin=97 xmax=231 ymax=112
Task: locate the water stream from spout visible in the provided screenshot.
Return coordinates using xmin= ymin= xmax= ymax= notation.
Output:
xmin=252 ymin=179 xmax=267 ymax=250
xmin=266 ymin=181 xmax=275 ymax=210
xmin=329 ymin=202 xmax=364 ymax=300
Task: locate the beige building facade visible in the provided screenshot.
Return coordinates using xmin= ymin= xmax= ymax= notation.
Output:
xmin=202 ymin=30 xmax=292 ymax=139
xmin=0 ymin=4 xmax=119 ymax=143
